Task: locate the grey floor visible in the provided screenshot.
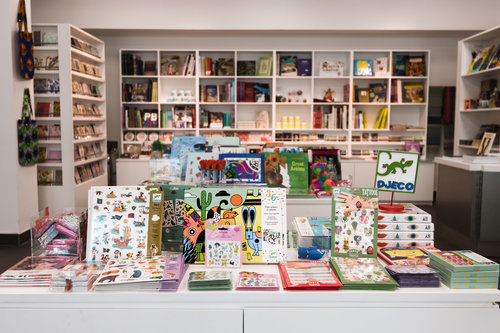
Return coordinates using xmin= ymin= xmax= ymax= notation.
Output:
xmin=1 ymin=204 xmax=499 ymax=276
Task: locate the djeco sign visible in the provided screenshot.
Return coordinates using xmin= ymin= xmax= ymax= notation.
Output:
xmin=374 ymin=150 xmax=421 ymax=194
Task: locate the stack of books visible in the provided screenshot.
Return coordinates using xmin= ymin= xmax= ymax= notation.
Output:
xmin=429 ymin=250 xmax=499 ymax=289
xmin=385 ymin=265 xmax=440 ymax=288
xmin=329 ymin=257 xmax=398 ymax=290
xmin=377 ymin=203 xmax=434 ymax=248
xmin=187 ymin=270 xmax=232 ymax=291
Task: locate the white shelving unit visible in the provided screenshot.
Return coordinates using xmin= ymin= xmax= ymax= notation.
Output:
xmin=454 ymin=25 xmax=500 ymax=156
xmin=119 ymin=49 xmax=429 ymax=159
xmin=34 ymin=24 xmax=107 ymax=212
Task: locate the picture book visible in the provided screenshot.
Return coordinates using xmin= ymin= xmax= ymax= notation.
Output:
xmin=185 ymin=152 xmax=218 ymax=183
xmin=87 ymin=186 xmax=155 ymax=262
xmin=329 ymin=257 xmax=398 ymax=290
xmin=369 ymin=83 xmax=387 ymax=103
xmin=320 ymin=60 xmax=344 ymax=77
xmin=35 ymin=102 xmax=51 ymax=117
xmin=392 ymin=53 xmax=407 ymax=76
xmin=170 ymin=136 xmax=206 ymax=179
xmin=311 ymin=149 xmax=342 ymax=183
xmin=297 ymin=58 xmax=312 ymax=76
xmin=160 ymin=55 xmax=180 ymax=75
xmin=378 ymin=203 xmax=431 ymax=222
xmin=183 ymin=187 xmax=287 ymax=264
xmin=468 ymin=45 xmax=494 ymax=74
xmin=280 ymin=56 xmax=298 ymax=76
xmin=205 ymin=85 xmax=218 ymax=102
xmin=487 ymin=45 xmax=500 ymax=69
xmin=278 ymin=261 xmax=342 ymax=290
xmin=220 ymin=153 xmax=264 ymax=183
xmin=354 ymin=59 xmax=373 ymax=76
xmin=237 ymin=60 xmax=256 ymax=76
xmin=93 ymin=256 xmax=166 ymax=291
xmin=331 ymin=187 xmax=379 ymax=258
xmin=405 ymin=55 xmax=425 ymax=76
xmin=403 ymin=83 xmax=424 ymax=103
xmin=257 ymin=56 xmax=272 ymax=76
xmin=188 ymin=270 xmax=232 ymax=290
xmin=205 ymin=225 xmax=242 ymax=268
xmin=378 ymin=247 xmax=432 ymax=266
xmin=293 ymin=217 xmax=332 ymax=250
xmin=264 ymin=152 xmax=309 ymax=194
xmin=236 ymin=271 xmax=280 ymax=290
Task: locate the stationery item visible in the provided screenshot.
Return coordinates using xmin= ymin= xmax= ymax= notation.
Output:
xmin=183 ymin=187 xmax=287 ymax=264
xmin=236 ymin=271 xmax=280 ymax=290
xmin=385 ymin=265 xmax=440 ymax=287
xmin=331 ymin=187 xmax=379 ymax=257
xmin=159 ymin=253 xmax=188 ymax=292
xmin=87 ymin=186 xmax=155 ymax=262
xmin=377 ymin=240 xmax=434 ymax=248
xmin=205 ymin=225 xmax=242 ymax=268
xmin=93 ymin=256 xmax=168 ymax=291
xmin=159 ymin=184 xmax=191 ymax=252
xmin=188 ymin=270 xmax=232 ymax=291
xmin=378 ymin=247 xmax=435 ymax=266
xmin=220 ymin=153 xmax=265 ymax=183
xmin=279 ymin=261 xmax=342 ymax=290
xmin=329 ymin=257 xmax=398 ymax=290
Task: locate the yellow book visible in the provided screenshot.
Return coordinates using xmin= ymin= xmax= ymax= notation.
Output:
xmin=380 ymin=107 xmax=388 ymax=129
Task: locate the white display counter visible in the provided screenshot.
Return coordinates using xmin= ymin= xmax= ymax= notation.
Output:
xmin=1 ymin=263 xmax=499 ymax=333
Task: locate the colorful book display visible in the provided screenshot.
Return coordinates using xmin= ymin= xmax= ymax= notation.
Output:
xmin=87 ymin=186 xmax=157 ymax=262
xmin=279 ymin=261 xmax=342 ymax=290
xmin=429 ymin=251 xmax=499 ymax=289
xmin=293 ymin=217 xmax=332 ymax=250
xmin=94 ymin=256 xmax=169 ymax=291
xmin=236 ymin=271 xmax=280 ymax=291
xmin=188 ymin=270 xmax=232 ymax=291
xmin=183 ymin=187 xmax=287 ymax=264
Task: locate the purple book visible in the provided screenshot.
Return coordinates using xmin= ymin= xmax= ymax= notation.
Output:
xmin=160 ymin=253 xmax=188 ymax=292
xmin=298 ymin=59 xmax=312 ymax=76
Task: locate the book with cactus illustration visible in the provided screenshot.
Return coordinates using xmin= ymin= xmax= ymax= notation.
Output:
xmin=183 ymin=187 xmax=287 ymax=264
xmin=331 ymin=187 xmax=379 ymax=258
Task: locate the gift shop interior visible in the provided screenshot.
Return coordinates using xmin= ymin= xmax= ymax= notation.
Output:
xmin=1 ymin=1 xmax=500 ymax=332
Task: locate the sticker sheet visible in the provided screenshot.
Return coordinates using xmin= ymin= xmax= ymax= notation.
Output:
xmin=220 ymin=153 xmax=264 ymax=183
xmin=332 ymin=257 xmax=394 ymax=283
xmin=183 ymin=187 xmax=286 ymax=264
xmin=87 ymin=186 xmax=152 ymax=262
xmin=160 ymin=185 xmax=191 ymax=252
xmin=332 ymin=187 xmax=379 ymax=257
xmin=94 ymin=256 xmax=166 ymax=287
xmin=205 ymin=226 xmax=242 ymax=268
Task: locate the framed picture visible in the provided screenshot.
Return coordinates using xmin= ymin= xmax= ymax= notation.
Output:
xmin=257 ymin=56 xmax=272 ymax=76
xmin=477 ymin=132 xmax=496 ymax=156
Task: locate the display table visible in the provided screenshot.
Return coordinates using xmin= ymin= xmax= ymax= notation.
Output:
xmin=434 ymin=157 xmax=500 ymax=256
xmin=1 ymin=263 xmax=499 ymax=333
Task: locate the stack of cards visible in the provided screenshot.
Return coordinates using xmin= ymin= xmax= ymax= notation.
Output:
xmin=429 ymin=250 xmax=499 ymax=289
xmin=160 ymin=253 xmax=188 ymax=292
xmin=278 ymin=261 xmax=342 ymax=290
xmin=329 ymin=257 xmax=398 ymax=290
xmin=385 ymin=265 xmax=440 ymax=288
xmin=187 ymin=271 xmax=232 ymax=291
xmin=235 ymin=271 xmax=280 ymax=291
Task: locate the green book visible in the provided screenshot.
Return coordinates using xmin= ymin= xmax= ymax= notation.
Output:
xmin=264 ymin=152 xmax=309 ymax=195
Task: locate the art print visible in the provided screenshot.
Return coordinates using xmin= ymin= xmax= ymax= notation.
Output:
xmin=332 ymin=187 xmax=378 ymax=258
xmin=220 ymin=153 xmax=264 ymax=183
xmin=87 ymin=186 xmax=152 ymax=262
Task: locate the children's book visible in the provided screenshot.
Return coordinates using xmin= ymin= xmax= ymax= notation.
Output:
xmin=220 ymin=153 xmax=264 ymax=183
xmin=329 ymin=257 xmax=398 ymax=290
xmin=354 ymin=59 xmax=373 ymax=76
xmin=331 ymin=187 xmax=379 ymax=257
xmin=429 ymin=250 xmax=499 ymax=272
xmin=237 ymin=60 xmax=256 ymax=76
xmin=378 ymin=247 xmax=433 ymax=266
xmin=263 ymin=152 xmax=309 ymax=194
xmin=183 ymin=187 xmax=287 ymax=264
xmin=93 ymin=256 xmax=167 ymax=291
xmin=236 ymin=271 xmax=280 ymax=290
xmin=279 ymin=261 xmax=342 ymax=290
xmin=280 ymin=56 xmax=298 ymax=76
xmin=378 ymin=203 xmax=431 ymax=223
xmin=297 ymin=58 xmax=312 ymax=76
xmin=87 ymin=186 xmax=155 ymax=262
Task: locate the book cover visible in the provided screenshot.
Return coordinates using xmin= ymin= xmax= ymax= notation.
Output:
xmin=369 ymin=83 xmax=387 ymax=103
xmin=220 ymin=153 xmax=264 ymax=183
xmin=161 ymin=56 xmax=179 ymax=75
xmin=331 ymin=187 xmax=379 ymax=257
xmin=159 ymin=184 xmax=192 ymax=253
xmin=358 ymin=88 xmax=370 ymax=102
xmin=468 ymin=45 xmax=494 ymax=74
xmin=35 ymin=102 xmax=51 ymax=117
xmin=280 ymin=56 xmax=298 ymax=76
xmin=392 ymin=53 xmax=407 ymax=76
xmin=257 ymin=56 xmax=272 ymax=76
xmin=215 ymin=58 xmax=234 ymax=76
xmin=429 ymin=250 xmax=500 ymax=272
xmin=183 ymin=187 xmax=287 ymax=264
xmin=264 ymin=152 xmax=309 ymax=194
xmin=297 ymin=58 xmax=312 ymax=76
xmin=403 ymin=83 xmax=424 ymax=103
xmin=320 ymin=60 xmax=344 ymax=77
xmin=205 ymin=225 xmax=242 ymax=268
xmin=354 ymin=59 xmax=373 ymax=76
xmin=278 ymin=261 xmax=342 ymax=290
xmin=237 ymin=60 xmax=256 ymax=76
xmin=405 ymin=55 xmax=425 ymax=76
xmin=86 ymin=186 xmax=154 ymax=262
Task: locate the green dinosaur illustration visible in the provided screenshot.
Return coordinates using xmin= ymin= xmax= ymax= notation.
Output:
xmin=377 ymin=152 xmax=413 ymax=176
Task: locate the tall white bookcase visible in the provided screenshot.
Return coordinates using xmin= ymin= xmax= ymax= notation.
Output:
xmin=34 ymin=24 xmax=107 ymax=212
xmin=454 ymin=25 xmax=500 ymax=156
xmin=119 ymin=49 xmax=429 ymax=159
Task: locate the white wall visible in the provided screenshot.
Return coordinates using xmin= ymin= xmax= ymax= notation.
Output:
xmin=93 ymin=30 xmax=470 ymax=142
xmin=0 ymin=0 xmax=39 ymax=234
xmin=32 ymin=0 xmax=500 ymax=31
